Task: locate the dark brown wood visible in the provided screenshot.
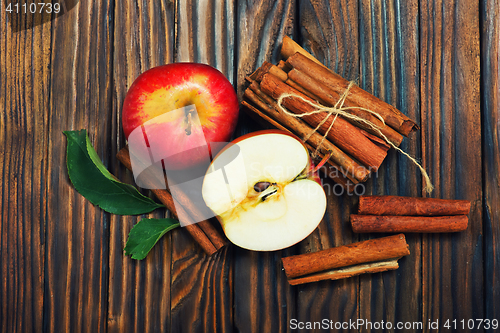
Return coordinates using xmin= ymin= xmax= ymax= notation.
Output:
xmin=482 ymin=0 xmax=500 ymax=319
xmin=234 ymin=2 xmax=297 ymax=332
xmin=351 ymin=214 xmax=469 ymax=233
xmin=0 ymin=3 xmax=54 ymax=332
xmin=0 ymin=0 xmax=497 ymax=332
xmin=358 ymin=195 xmax=471 ymax=216
xmin=420 ymin=0 xmax=483 ymax=328
xmin=357 ymin=0 xmax=423 ymax=329
xmin=282 ymin=234 xmax=410 ymax=279
xmin=108 ymin=2 xmax=176 ymax=333
xmin=175 ymin=0 xmax=235 ymax=80
xmin=36 ymin=2 xmax=114 ymax=332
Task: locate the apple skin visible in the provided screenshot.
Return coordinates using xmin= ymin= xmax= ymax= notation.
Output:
xmin=122 ymin=63 xmax=239 ymax=170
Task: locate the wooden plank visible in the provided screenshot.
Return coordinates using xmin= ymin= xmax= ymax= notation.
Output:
xmin=295 ymin=0 xmax=360 ymax=328
xmin=358 ymin=0 xmax=422 ymax=327
xmin=481 ymin=0 xmax=500 ymax=321
xmin=170 ymin=234 xmax=233 ymax=333
xmin=0 ymin=1 xmax=495 ymax=331
xmin=108 ymin=1 xmax=175 ymax=332
xmin=170 ymin=1 xmax=235 ymax=332
xmin=420 ymin=0 xmax=483 ymax=328
xmin=294 ymin=195 xmax=359 ymax=327
xmin=175 ymin=0 xmax=234 ymax=81
xmin=0 ymin=5 xmax=54 ymax=333
xmin=235 ymin=0 xmax=295 ymax=97
xmin=298 ymin=0 xmax=359 ymax=78
xmin=233 ymin=1 xmax=296 ymax=332
xmin=40 ymin=2 xmax=113 ymax=332
xmin=233 ymin=249 xmax=295 ymax=333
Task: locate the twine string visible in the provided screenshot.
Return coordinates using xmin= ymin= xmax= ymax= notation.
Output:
xmin=275 ymin=81 xmax=434 ymax=194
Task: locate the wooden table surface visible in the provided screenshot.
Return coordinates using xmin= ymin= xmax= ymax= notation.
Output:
xmin=1 ymin=0 xmax=499 ymax=332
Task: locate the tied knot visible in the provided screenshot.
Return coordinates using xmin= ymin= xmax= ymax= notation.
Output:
xmin=275 ymin=81 xmax=434 ymax=194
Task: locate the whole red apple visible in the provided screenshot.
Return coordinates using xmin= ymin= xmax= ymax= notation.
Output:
xmin=122 ymin=63 xmax=239 ymax=170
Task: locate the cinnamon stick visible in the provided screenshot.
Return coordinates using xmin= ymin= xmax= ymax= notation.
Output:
xmin=248 ymin=66 xmax=263 ymax=81
xmin=116 ymin=147 xmax=226 ymax=255
xmin=277 ymin=59 xmax=290 ymax=72
xmin=260 ymin=72 xmax=387 ymax=171
xmin=149 ymin=190 xmax=217 ymax=254
xmin=287 ymin=68 xmax=404 ymax=146
xmin=286 ymin=52 xmax=419 ymax=136
xmin=253 ymin=61 xmax=317 ymax=99
xmin=281 ymin=36 xmax=324 ymax=67
xmin=358 ymin=195 xmax=471 ymax=216
xmin=350 ymin=215 xmax=469 ymax=233
xmin=359 ymin=129 xmax=391 ymax=151
xmin=244 ymin=82 xmax=370 ymax=182
xmin=285 ymin=78 xmax=318 ymax=100
xmin=268 ymin=62 xmax=288 ymax=82
xmin=281 ymin=234 xmax=410 ymax=284
xmin=286 ymin=260 xmax=400 ymax=285
xmin=254 ymin=62 xmax=273 ymax=82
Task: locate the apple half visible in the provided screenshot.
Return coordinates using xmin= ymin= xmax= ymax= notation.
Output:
xmin=201 ymin=130 xmax=327 ymax=251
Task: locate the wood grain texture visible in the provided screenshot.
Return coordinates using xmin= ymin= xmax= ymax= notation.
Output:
xmin=171 ymin=1 xmax=235 ymax=332
xmin=40 ymin=1 xmax=114 ymax=332
xmin=0 ymin=0 xmax=496 ymax=332
xmin=236 ymin=0 xmax=295 ymax=97
xmin=481 ymin=0 xmax=500 ymax=321
xmin=295 ymin=0 xmax=360 ymax=328
xmin=170 ymin=236 xmax=233 ymax=333
xmin=175 ymin=0 xmax=234 ymax=82
xmin=233 ymin=1 xmax=296 ymax=332
xmin=0 ymin=4 xmax=53 ymax=332
xmin=298 ymin=0 xmax=359 ymax=80
xmin=233 ymin=247 xmax=296 ymax=333
xmin=420 ymin=0 xmax=483 ymax=329
xmin=358 ymin=0 xmax=422 ymax=329
xmin=109 ymin=1 xmax=175 ymax=332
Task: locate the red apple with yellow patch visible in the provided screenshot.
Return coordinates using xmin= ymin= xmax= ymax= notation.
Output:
xmin=122 ymin=63 xmax=239 ymax=170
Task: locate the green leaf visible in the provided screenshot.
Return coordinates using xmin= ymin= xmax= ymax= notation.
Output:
xmin=124 ymin=218 xmax=180 ymax=260
xmin=64 ymin=129 xmax=164 ymax=215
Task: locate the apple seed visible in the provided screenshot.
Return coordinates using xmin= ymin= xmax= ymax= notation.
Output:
xmin=254 ymin=181 xmax=271 ymax=192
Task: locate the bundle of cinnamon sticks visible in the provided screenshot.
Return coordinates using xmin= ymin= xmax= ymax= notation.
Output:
xmin=243 ymin=36 xmax=419 ymax=187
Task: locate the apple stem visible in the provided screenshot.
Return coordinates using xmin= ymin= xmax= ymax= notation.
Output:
xmin=185 ymin=109 xmax=194 ymax=135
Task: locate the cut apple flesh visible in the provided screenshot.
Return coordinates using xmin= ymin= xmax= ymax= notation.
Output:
xmin=202 ymin=131 xmax=327 ymax=251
